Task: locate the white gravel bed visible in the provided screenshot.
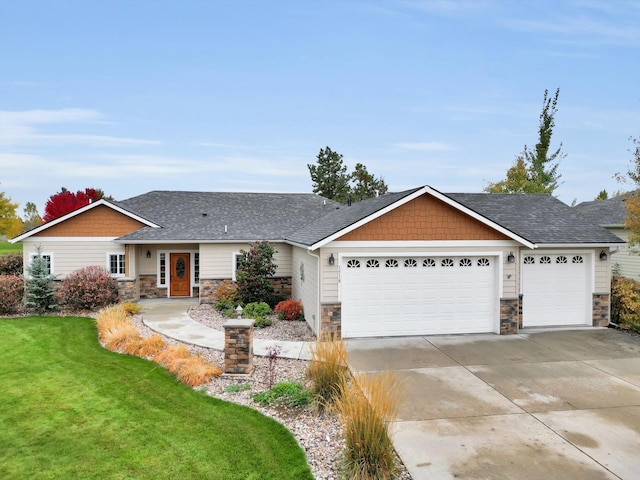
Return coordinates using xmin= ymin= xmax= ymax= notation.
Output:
xmin=129 ymin=311 xmax=411 ymax=480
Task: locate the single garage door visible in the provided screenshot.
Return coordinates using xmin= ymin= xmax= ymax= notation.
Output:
xmin=521 ymin=252 xmax=591 ymax=327
xmin=341 ymin=255 xmax=498 ymax=338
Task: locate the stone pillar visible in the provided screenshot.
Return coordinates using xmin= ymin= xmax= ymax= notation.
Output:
xmin=320 ymin=302 xmax=342 ymax=338
xmin=518 ymin=294 xmax=523 ymax=329
xmin=592 ymin=293 xmax=610 ymax=327
xmin=500 ymin=297 xmax=519 ymax=335
xmin=223 ymin=319 xmax=254 ymax=375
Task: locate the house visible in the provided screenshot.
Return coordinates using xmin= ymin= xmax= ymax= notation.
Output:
xmin=575 ymin=194 xmax=640 ymax=280
xmin=12 ymin=186 xmax=623 ymax=338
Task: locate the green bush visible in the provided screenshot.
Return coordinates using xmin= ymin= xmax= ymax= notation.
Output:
xmin=0 ymin=275 xmax=24 ymax=314
xmin=236 ymin=241 xmax=277 ymax=305
xmin=214 ymin=299 xmax=236 ymax=312
xmin=24 ymin=249 xmax=57 ymax=314
xmin=0 ymin=253 xmax=23 ymax=276
xmin=57 ymin=266 xmax=118 ymax=310
xmin=253 ymin=317 xmax=273 ymax=328
xmin=611 ymin=276 xmax=640 ymax=331
xmin=243 ymin=301 xmax=272 ymax=319
xmin=252 ymin=382 xmax=312 ymax=407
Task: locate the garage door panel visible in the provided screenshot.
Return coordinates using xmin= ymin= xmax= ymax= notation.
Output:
xmin=341 ymin=256 xmax=498 ymax=337
xmin=522 ymin=253 xmax=591 ymax=327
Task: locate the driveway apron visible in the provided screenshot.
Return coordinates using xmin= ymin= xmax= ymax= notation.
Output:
xmin=346 ymin=329 xmax=640 ymax=480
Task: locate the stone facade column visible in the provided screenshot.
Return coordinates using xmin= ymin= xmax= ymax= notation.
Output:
xmin=592 ymin=293 xmax=610 ymax=327
xmin=223 ymin=319 xmax=254 ymax=375
xmin=320 ymin=302 xmax=342 ymax=338
xmin=499 ymin=297 xmax=519 ymax=334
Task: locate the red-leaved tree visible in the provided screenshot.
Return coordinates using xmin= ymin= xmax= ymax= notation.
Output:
xmin=43 ymin=187 xmax=108 ymax=222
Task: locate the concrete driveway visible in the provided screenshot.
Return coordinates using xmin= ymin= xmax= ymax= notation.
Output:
xmin=346 ymin=328 xmax=640 ymax=480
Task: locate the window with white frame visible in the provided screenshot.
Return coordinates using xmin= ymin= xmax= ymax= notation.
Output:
xmin=194 ymin=252 xmax=200 ymax=285
xmin=29 ymin=252 xmax=53 ymax=275
xmin=158 ymin=252 xmax=167 ymax=287
xmin=232 ymin=252 xmax=243 ymax=281
xmin=107 ymin=253 xmax=126 ymax=276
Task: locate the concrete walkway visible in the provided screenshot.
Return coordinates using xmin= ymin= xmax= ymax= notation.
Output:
xmin=139 ymin=298 xmax=312 ymax=360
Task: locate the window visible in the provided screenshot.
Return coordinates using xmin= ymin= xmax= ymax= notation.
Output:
xmin=159 ymin=252 xmax=166 ymax=286
xmin=540 ymin=256 xmax=551 ymax=264
xmin=346 ymin=259 xmax=361 ymax=268
xmin=572 ymin=255 xmax=584 ymax=264
xmin=107 ymin=253 xmax=125 ymax=276
xmin=404 ymin=258 xmax=417 ymax=268
xmin=194 ymin=252 xmax=200 ymax=284
xmin=459 ymin=258 xmax=472 ymax=267
xmin=423 ymin=258 xmax=436 ymax=268
xmin=524 ymin=256 xmax=535 ymax=264
xmin=477 ymin=258 xmax=490 ymax=267
xmin=232 ymin=252 xmax=243 ymax=281
xmin=556 ymin=255 xmax=567 ymax=264
xmin=29 ymin=253 xmax=53 ymax=275
xmin=441 ymin=258 xmax=454 ymax=267
xmin=366 ymin=259 xmax=380 ymax=268
xmin=385 ymin=259 xmax=398 ymax=268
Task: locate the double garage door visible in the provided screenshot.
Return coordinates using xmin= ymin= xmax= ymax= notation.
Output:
xmin=341 ymin=255 xmax=499 ymax=338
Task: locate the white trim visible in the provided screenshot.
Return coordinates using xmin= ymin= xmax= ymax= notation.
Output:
xmin=309 ymin=186 xmax=535 ymax=250
xmin=117 ymin=239 xmax=289 ymax=245
xmin=327 ymin=240 xmax=520 ymax=248
xmin=535 ymin=243 xmax=623 ymax=248
xmin=21 ymin=237 xmax=119 ymax=242
xmin=306 ymin=249 xmax=322 ymax=335
xmin=11 ymin=199 xmax=160 ymax=243
xmin=157 ymin=251 xmax=168 ymax=288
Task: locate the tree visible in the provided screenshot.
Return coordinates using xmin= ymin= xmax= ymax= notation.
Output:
xmin=43 ymin=187 xmax=107 ymax=222
xmin=23 ymin=202 xmax=43 ymax=232
xmin=308 ymin=147 xmax=351 ymax=203
xmin=350 ymin=163 xmax=388 ymax=200
xmin=308 ymin=147 xmax=388 ymax=203
xmin=485 ymin=88 xmax=565 ymax=194
xmin=235 ymin=241 xmax=278 ymax=305
xmin=0 ymin=192 xmax=23 ymax=239
xmin=618 ymin=135 xmax=640 ymax=252
xmin=595 ymin=190 xmax=609 ymax=201
xmin=24 ymin=246 xmax=58 ymax=314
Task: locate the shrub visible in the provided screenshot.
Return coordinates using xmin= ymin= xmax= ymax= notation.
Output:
xmin=172 ymin=356 xmax=223 ymax=386
xmin=0 ymin=253 xmax=23 ymax=276
xmin=153 ymin=345 xmax=191 ymax=369
xmin=611 ymin=276 xmax=640 ymax=331
xmin=225 ymin=382 xmax=252 ymax=393
xmin=334 ymin=372 xmax=402 ymax=480
xmin=135 ymin=335 xmax=166 ymax=357
xmin=306 ymin=331 xmax=348 ymax=411
xmin=214 ymin=299 xmax=238 ymax=317
xmin=0 ymin=275 xmax=24 ymax=314
xmin=243 ymin=301 xmax=271 ymax=319
xmin=274 ymin=299 xmax=304 ymax=321
xmin=121 ymin=301 xmax=143 ymax=315
xmin=252 ymin=382 xmax=312 ymax=407
xmin=236 ymin=241 xmax=277 ymax=305
xmin=253 ymin=317 xmax=273 ymax=328
xmin=103 ymin=322 xmax=141 ymax=353
xmin=24 ymin=248 xmax=57 ymax=314
xmin=58 ymin=266 xmax=118 ymax=310
xmin=214 ymin=279 xmax=238 ymax=303
xmin=96 ymin=304 xmax=128 ymax=340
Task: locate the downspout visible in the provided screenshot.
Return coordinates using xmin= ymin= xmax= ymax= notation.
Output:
xmin=307 ymin=249 xmax=321 ymax=336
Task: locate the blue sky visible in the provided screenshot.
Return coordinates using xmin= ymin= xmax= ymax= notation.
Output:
xmin=1 ymin=0 xmax=639 ymax=217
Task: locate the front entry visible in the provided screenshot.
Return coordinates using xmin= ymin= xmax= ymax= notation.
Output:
xmin=170 ymin=253 xmax=191 ymax=297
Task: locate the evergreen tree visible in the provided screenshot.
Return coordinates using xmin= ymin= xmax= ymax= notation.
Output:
xmin=350 ymin=163 xmax=388 ymax=200
xmin=235 ymin=241 xmax=278 ymax=305
xmin=24 ymin=247 xmax=57 ymax=313
xmin=308 ymin=147 xmax=351 ymax=203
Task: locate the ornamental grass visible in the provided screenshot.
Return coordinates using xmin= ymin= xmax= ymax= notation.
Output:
xmin=134 ymin=334 xmax=166 ymax=357
xmin=95 ymin=304 xmax=128 ymax=341
xmin=333 ymin=371 xmax=403 ymax=480
xmin=103 ymin=322 xmax=141 ymax=353
xmin=173 ymin=356 xmax=223 ymax=387
xmin=153 ymin=344 xmax=191 ymax=370
xmin=306 ymin=331 xmax=348 ymax=411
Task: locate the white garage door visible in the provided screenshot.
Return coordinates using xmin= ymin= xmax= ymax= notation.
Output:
xmin=341 ymin=255 xmax=498 ymax=338
xmin=521 ymin=253 xmax=591 ymax=327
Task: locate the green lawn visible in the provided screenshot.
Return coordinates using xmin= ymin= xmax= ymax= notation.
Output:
xmin=0 ymin=317 xmax=313 ymax=480
xmin=0 ymin=241 xmax=22 ymax=254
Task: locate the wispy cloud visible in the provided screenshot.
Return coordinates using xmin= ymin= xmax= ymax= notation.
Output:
xmin=0 ymin=108 xmax=161 ymax=147
xmin=395 ymin=141 xmax=457 ymax=151
xmin=401 ymin=0 xmax=491 ymax=16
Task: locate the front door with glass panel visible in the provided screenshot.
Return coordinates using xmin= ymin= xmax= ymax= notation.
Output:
xmin=170 ymin=253 xmax=190 ymax=297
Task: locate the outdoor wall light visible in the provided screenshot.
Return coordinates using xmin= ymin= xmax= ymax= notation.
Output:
xmin=146 ymin=250 xmax=151 ymax=259
xmin=599 ymin=250 xmax=607 ymax=261
xmin=507 ymin=252 xmax=515 ymax=263
xmin=328 ymin=253 xmax=335 ymax=266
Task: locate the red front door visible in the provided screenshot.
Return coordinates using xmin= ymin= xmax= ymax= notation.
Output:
xmin=170 ymin=253 xmax=190 ymax=297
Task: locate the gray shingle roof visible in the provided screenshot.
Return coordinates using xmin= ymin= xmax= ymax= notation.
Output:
xmin=446 ymin=193 xmax=623 ymax=244
xmin=115 ymin=191 xmax=341 ymax=242
xmin=574 ymin=194 xmax=630 ymax=226
xmin=287 ymin=188 xmax=423 ymax=246
xmin=111 ymin=188 xmax=623 ymax=246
